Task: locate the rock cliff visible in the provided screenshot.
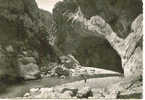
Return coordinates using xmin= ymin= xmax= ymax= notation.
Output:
xmin=0 ymin=0 xmax=58 ymax=82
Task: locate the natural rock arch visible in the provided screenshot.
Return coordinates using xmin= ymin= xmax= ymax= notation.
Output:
xmin=65 ymin=7 xmax=143 ymax=77
xmin=52 ymin=0 xmax=142 ymax=76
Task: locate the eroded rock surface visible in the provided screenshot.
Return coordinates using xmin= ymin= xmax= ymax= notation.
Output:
xmin=0 ymin=0 xmax=58 ymax=82
xmin=18 ymin=56 xmax=40 ymax=80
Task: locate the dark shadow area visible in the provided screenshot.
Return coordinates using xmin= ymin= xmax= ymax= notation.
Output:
xmin=0 ymin=77 xmax=24 ymax=94
xmin=74 ymin=36 xmax=124 ymax=73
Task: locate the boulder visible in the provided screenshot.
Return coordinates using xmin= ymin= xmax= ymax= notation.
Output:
xmin=24 ymin=93 xmax=30 ymax=97
xmin=17 ymin=55 xmax=40 ymax=80
xmin=77 ymin=87 xmax=93 ymax=98
xmin=34 ymin=88 xmax=59 ymax=98
xmin=30 ymin=88 xmax=40 ymax=94
xmin=105 ymin=89 xmax=120 ymax=99
xmin=61 ymin=91 xmax=72 ymax=98
xmin=60 ymin=75 xmax=66 ymax=79
xmin=19 ymin=63 xmax=40 ymax=80
xmin=92 ymin=88 xmax=105 ymax=98
xmin=18 ymin=57 xmax=37 ymax=65
xmin=59 ymin=55 xmax=80 ymax=69
xmin=61 ymin=87 xmax=78 ymax=96
xmin=5 ymin=45 xmax=14 ymax=53
xmin=51 ymin=65 xmax=70 ymax=77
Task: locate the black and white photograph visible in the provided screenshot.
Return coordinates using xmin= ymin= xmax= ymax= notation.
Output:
xmin=0 ymin=0 xmax=143 ymax=99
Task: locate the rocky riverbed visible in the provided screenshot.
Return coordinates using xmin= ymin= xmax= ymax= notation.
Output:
xmin=22 ymin=74 xmax=142 ymax=99
xmin=0 ymin=67 xmax=122 ymax=98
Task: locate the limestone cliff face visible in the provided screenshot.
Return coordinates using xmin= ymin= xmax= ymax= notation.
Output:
xmin=0 ymin=0 xmax=58 ymax=81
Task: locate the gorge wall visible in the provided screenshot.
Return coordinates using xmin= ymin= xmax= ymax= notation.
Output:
xmin=0 ymin=0 xmax=58 ymax=82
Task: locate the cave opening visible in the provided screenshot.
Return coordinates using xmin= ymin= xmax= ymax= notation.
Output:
xmin=73 ymin=36 xmax=124 ymax=73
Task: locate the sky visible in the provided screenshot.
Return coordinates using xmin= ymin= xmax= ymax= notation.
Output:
xmin=36 ymin=0 xmax=62 ymax=13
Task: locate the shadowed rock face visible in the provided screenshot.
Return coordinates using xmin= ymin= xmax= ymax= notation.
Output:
xmin=0 ymin=0 xmax=58 ymax=81
xmin=0 ymin=0 xmax=41 ymax=81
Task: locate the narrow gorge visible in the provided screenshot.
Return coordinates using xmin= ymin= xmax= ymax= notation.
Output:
xmin=0 ymin=0 xmax=143 ymax=99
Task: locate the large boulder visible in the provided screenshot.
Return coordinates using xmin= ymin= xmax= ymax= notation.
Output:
xmin=28 ymin=87 xmax=62 ymax=98
xmin=61 ymin=91 xmax=72 ymax=98
xmin=51 ymin=65 xmax=70 ymax=77
xmin=17 ymin=55 xmax=40 ymax=80
xmin=18 ymin=57 xmax=37 ymax=65
xmin=61 ymin=87 xmax=78 ymax=96
xmin=76 ymin=87 xmax=93 ymax=98
xmin=19 ymin=63 xmax=40 ymax=80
